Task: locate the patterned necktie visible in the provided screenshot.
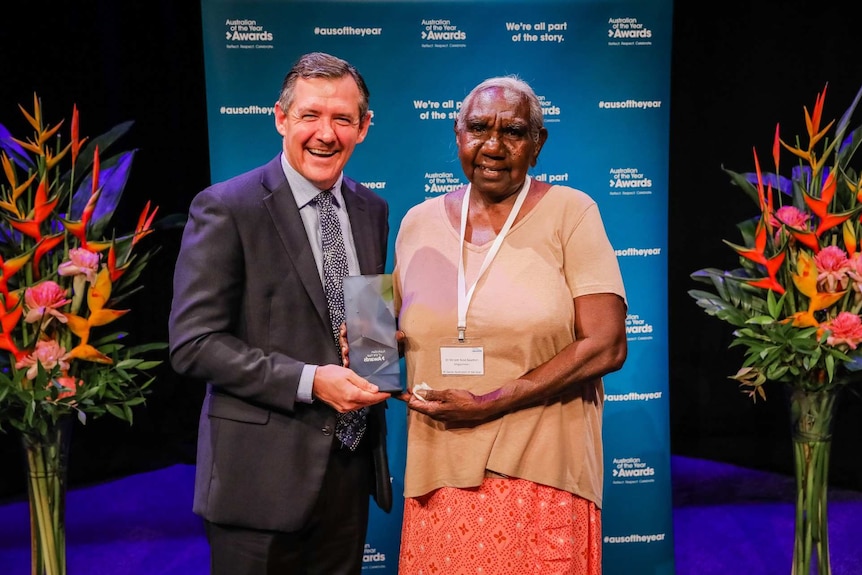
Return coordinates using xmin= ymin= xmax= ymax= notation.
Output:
xmin=314 ymin=189 xmax=368 ymax=451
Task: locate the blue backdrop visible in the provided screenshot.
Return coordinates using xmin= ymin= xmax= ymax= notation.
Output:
xmin=199 ymin=1 xmax=674 ymax=572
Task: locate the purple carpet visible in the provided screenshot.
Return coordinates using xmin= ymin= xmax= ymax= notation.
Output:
xmin=671 ymin=456 xmax=862 ymax=575
xmin=1 ymin=456 xmax=860 ymax=574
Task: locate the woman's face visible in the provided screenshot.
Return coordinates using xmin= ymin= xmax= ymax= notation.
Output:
xmin=456 ymin=87 xmax=546 ymax=199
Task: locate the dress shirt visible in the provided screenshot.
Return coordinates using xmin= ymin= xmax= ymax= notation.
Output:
xmin=280 ymin=153 xmax=360 ymax=403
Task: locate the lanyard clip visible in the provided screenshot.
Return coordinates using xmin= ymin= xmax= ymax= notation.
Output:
xmin=458 ymin=327 xmax=466 ymax=343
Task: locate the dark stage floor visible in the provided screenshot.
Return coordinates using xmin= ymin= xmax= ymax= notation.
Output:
xmin=1 ymin=456 xmax=861 ymax=574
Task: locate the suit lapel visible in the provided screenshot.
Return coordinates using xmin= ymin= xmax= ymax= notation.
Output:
xmin=342 ymin=178 xmax=375 ymax=275
xmin=260 ymin=157 xmax=330 ymax=326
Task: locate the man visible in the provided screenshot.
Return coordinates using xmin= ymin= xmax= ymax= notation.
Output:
xmin=168 ymin=52 xmax=393 ymax=575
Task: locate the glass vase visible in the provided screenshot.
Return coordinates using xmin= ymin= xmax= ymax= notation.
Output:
xmin=787 ymin=386 xmax=841 ymax=575
xmin=20 ymin=416 xmax=73 ymax=575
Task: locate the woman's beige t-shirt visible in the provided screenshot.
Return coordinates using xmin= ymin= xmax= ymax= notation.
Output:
xmin=393 ymin=184 xmax=626 ymax=508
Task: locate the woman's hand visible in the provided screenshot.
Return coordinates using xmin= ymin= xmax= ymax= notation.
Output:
xmin=405 ymin=385 xmax=508 ymax=424
xmin=396 ymin=329 xmax=406 ymax=357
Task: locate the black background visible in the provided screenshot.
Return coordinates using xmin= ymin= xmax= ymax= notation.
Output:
xmin=1 ymin=1 xmax=861 ymax=499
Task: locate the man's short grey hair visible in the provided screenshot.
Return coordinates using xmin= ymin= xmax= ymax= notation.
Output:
xmin=278 ymin=52 xmax=370 ymax=120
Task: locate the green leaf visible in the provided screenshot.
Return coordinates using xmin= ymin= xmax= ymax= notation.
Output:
xmin=127 ymin=342 xmax=169 ymax=355
xmin=723 ymin=166 xmax=761 ymax=207
xmin=746 ymin=315 xmax=777 ymax=325
xmin=105 ymin=404 xmax=127 ymax=421
xmin=134 ymin=360 xmax=163 ymax=370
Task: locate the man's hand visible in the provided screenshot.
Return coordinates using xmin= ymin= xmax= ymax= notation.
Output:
xmin=313 ymin=364 xmax=390 ymax=412
xmin=339 ymin=323 xmax=349 ymax=367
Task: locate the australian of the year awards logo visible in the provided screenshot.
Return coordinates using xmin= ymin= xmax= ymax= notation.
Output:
xmin=625 ymin=312 xmax=654 ymax=341
xmin=611 ymin=456 xmax=656 ymax=484
xmin=607 ymin=17 xmax=653 ymax=46
xmin=423 ymin=172 xmax=463 ymax=199
xmin=420 ymin=18 xmax=467 ymax=48
xmin=224 ymin=18 xmax=274 ymax=48
xmin=363 ymin=543 xmax=387 ymax=565
xmin=609 ymin=167 xmax=653 ymax=196
xmin=537 ymin=94 xmax=561 ymax=122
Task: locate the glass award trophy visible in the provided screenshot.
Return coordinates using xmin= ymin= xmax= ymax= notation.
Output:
xmin=343 ymin=274 xmax=402 ymax=392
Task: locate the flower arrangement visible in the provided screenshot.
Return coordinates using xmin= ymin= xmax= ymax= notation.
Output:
xmin=0 ymin=94 xmax=164 ymax=432
xmin=689 ymin=84 xmax=862 ymax=575
xmin=0 ymin=94 xmax=165 ymax=575
xmin=690 ymin=83 xmax=862 ymax=395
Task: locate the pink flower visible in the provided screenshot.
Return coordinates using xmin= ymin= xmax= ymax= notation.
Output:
xmin=23 ymin=281 xmax=70 ymax=324
xmin=771 ymin=206 xmax=811 ymax=245
xmin=58 ymin=247 xmax=101 ymax=283
xmin=773 ymin=206 xmax=810 ymax=229
xmin=814 ymin=245 xmax=851 ymax=292
xmin=15 ymin=339 xmax=71 ymax=380
xmin=54 ymin=375 xmax=82 ymax=399
xmin=823 ymin=312 xmax=862 ymax=349
xmin=847 ymin=252 xmax=862 ymax=293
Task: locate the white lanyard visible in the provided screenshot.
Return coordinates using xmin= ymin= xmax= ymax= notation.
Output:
xmin=457 ymin=176 xmax=531 ymax=341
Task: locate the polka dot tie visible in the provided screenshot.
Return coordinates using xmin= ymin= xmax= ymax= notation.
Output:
xmin=314 ymin=190 xmax=367 ymax=451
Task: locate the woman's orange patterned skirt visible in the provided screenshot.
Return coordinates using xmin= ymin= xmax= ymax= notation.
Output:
xmin=398 ymin=477 xmax=602 ymax=575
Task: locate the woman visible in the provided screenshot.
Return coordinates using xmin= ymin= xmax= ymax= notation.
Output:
xmin=393 ymin=76 xmax=628 ymax=574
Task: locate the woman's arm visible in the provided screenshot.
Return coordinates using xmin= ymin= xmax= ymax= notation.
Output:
xmin=405 ymin=292 xmax=627 ymax=423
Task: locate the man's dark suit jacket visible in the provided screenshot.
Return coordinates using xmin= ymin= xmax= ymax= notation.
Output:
xmin=168 ymin=155 xmax=392 ymax=532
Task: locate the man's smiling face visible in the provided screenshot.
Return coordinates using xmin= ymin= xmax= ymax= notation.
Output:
xmin=275 ymin=75 xmax=371 ymax=190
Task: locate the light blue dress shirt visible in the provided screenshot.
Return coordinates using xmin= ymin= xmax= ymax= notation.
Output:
xmin=280 ymin=153 xmax=360 ymax=403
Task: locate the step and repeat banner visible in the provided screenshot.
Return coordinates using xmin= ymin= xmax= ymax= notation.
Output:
xmin=199 ymin=1 xmax=673 ymax=573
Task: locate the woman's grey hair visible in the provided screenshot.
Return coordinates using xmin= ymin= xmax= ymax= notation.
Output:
xmin=277 ymin=52 xmax=370 ymax=120
xmin=455 ymin=75 xmax=544 ymax=142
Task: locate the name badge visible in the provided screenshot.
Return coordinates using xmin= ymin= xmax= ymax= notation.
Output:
xmin=440 ymin=346 xmax=484 ymax=375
